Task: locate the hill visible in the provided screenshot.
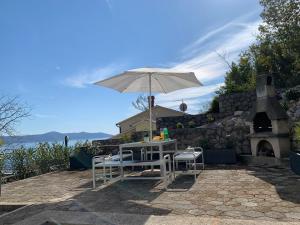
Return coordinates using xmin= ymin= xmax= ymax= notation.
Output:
xmin=1 ymin=131 xmax=112 ymax=144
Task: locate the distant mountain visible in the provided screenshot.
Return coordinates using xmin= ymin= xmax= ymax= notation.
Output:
xmin=1 ymin=131 xmax=112 ymax=144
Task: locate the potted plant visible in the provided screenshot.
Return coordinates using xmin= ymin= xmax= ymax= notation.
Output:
xmin=200 ymin=136 xmax=237 ymax=164
xmin=70 ymin=141 xmax=94 ymax=170
xmin=290 ymin=122 xmax=300 ymax=175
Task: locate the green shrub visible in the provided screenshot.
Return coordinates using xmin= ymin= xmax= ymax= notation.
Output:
xmin=25 ymin=148 xmax=38 ymax=176
xmin=0 ymin=153 xmax=6 ymax=173
xmin=209 ymin=97 xmax=220 ymax=113
xmin=121 ymin=134 xmax=131 ymax=143
xmin=50 ymin=143 xmax=72 ymax=169
xmin=295 ymin=122 xmax=300 ymax=141
xmin=206 ymin=113 xmax=215 ymax=123
xmin=74 ymin=141 xmax=96 ymax=155
xmin=188 ymin=120 xmax=196 ymax=128
xmin=285 ymin=89 xmax=300 ymax=101
xmin=5 ymin=141 xmax=80 ymax=180
xmin=34 ymin=143 xmax=52 ymax=174
xmin=176 ymin=122 xmax=184 ymax=129
xmin=198 ymin=139 xmax=210 ymax=149
xmin=0 ymin=138 xmax=4 ymax=146
xmin=9 ymin=146 xmax=36 ymax=179
xmin=280 ymin=100 xmax=289 ymax=111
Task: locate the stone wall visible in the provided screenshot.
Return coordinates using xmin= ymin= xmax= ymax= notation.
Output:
xmin=157 ymin=91 xmax=256 ymax=130
xmin=168 ymin=115 xmax=251 ymax=154
xmin=94 ymin=115 xmax=251 ymax=155
xmin=218 ymin=91 xmax=256 ymax=115
xmin=156 ymin=113 xmax=222 ymax=130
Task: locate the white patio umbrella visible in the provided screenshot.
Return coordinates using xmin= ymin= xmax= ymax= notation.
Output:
xmin=94 ymin=67 xmax=202 ymax=141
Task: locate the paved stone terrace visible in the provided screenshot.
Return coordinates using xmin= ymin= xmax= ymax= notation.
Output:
xmin=1 ymin=165 xmax=300 ymax=224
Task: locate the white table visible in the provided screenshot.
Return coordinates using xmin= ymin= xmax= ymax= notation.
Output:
xmin=119 ymin=139 xmax=177 ymax=188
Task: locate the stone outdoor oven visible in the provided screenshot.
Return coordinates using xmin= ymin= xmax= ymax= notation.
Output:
xmin=248 ymin=74 xmax=290 ymax=159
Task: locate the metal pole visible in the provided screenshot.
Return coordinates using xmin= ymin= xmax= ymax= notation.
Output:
xmin=149 ymin=74 xmax=152 ymax=141
xmin=149 ymin=74 xmax=153 ymax=171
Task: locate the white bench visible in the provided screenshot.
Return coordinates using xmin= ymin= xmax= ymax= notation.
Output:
xmin=92 ymin=150 xmax=133 ymax=188
xmin=92 ymin=154 xmax=173 ymax=189
xmin=117 ymin=154 xmax=173 ymax=189
xmin=173 ymin=147 xmax=204 ymax=181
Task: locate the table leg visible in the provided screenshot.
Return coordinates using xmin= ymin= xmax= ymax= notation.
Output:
xmin=150 ymin=146 xmax=154 ymax=172
xmin=163 ymin=157 xmax=167 ymax=189
xmin=159 ymin=144 xmax=164 ymax=177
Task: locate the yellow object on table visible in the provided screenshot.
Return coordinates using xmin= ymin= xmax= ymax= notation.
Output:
xmin=153 ymin=136 xmax=161 ymax=141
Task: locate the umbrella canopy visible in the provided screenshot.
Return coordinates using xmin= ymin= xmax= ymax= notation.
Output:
xmin=94 ymin=67 xmax=202 ymax=141
xmin=95 ymin=68 xmax=202 ymax=93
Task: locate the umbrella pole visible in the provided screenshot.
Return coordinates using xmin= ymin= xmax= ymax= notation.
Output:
xmin=149 ymin=74 xmax=154 ymax=172
xmin=149 ymin=74 xmax=152 ymax=141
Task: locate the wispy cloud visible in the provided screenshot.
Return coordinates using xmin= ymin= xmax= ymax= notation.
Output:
xmin=181 ymin=9 xmax=261 ymax=58
xmin=64 ymin=64 xmax=122 ymax=88
xmin=105 ymin=0 xmax=113 ymax=11
xmin=157 ymin=18 xmax=261 ymax=113
xmin=156 ymin=83 xmax=224 ymax=103
xmin=173 ymin=20 xmax=261 ymax=83
xmin=34 ymin=113 xmax=56 ymax=119
xmin=156 ymin=83 xmax=223 ymax=114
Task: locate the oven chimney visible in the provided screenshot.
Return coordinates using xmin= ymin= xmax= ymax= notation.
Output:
xmin=148 ymin=95 xmax=155 ymax=108
xmin=256 ymin=74 xmax=276 ymax=98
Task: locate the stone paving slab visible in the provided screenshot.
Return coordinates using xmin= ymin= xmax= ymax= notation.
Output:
xmin=11 ymin=210 xmax=300 ymax=225
xmin=1 ymin=165 xmax=300 ymax=224
xmin=0 ymin=170 xmax=91 ymax=204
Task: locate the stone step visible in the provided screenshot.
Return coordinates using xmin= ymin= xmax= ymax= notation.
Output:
xmin=13 ymin=210 xmax=300 ymax=225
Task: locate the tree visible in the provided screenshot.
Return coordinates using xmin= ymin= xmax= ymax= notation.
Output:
xmin=132 ymin=95 xmax=149 ymax=112
xmin=217 ymin=53 xmax=256 ymax=94
xmin=217 ymin=0 xmax=300 ymax=95
xmin=259 ymin=0 xmax=300 ymax=42
xmin=0 ymin=95 xmax=30 ymax=136
xmin=258 ymin=0 xmax=300 ymax=87
xmin=0 ymin=95 xmax=30 ymax=195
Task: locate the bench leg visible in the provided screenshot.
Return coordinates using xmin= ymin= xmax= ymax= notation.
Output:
xmin=194 ymin=158 xmax=196 ymax=181
xmin=173 ymin=157 xmax=176 ymax=180
xmin=110 ymin=166 xmax=112 ymax=179
xmin=92 ymin=163 xmax=96 ymax=189
xmin=103 ymin=165 xmax=106 ymax=183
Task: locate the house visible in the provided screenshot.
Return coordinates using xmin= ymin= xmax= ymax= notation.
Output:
xmin=116 ymin=105 xmax=186 ymax=136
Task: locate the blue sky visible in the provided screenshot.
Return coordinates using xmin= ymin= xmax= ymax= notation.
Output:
xmin=0 ymin=0 xmax=262 ymax=135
